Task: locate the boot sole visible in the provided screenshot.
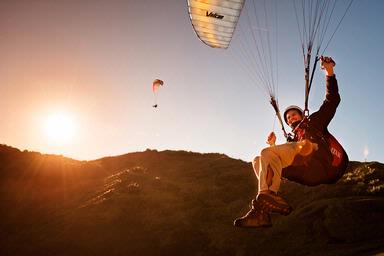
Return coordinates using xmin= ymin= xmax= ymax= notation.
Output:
xmin=233 ymin=220 xmax=272 ymax=228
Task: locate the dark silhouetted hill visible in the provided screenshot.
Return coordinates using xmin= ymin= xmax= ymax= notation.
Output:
xmin=0 ymin=144 xmax=383 ymax=256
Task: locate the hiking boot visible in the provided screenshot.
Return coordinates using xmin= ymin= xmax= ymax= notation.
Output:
xmin=234 ymin=200 xmax=272 ymax=228
xmin=257 ymin=191 xmax=293 ymax=216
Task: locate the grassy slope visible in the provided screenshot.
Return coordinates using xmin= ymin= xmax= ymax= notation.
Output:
xmin=1 ymin=145 xmax=383 ymax=256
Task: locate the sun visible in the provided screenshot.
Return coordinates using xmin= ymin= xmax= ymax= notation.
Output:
xmin=44 ymin=112 xmax=76 ymax=142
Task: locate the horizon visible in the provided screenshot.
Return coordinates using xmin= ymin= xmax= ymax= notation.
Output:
xmin=1 ymin=143 xmax=382 ymax=165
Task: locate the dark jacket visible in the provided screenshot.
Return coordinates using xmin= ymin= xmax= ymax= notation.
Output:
xmin=282 ymin=75 xmax=348 ymax=186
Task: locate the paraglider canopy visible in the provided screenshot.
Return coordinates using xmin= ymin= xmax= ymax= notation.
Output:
xmin=187 ymin=0 xmax=245 ymax=49
xmin=152 ymin=79 xmax=164 ymax=92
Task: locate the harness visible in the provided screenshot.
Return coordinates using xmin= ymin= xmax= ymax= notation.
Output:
xmin=288 ymin=116 xmax=348 ymax=175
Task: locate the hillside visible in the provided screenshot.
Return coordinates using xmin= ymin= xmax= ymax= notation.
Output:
xmin=0 ymin=144 xmax=383 ymax=256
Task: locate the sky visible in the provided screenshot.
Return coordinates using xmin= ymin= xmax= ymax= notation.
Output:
xmin=0 ymin=0 xmax=383 ymax=163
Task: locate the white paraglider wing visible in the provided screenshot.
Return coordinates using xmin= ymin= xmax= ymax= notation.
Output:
xmin=187 ymin=0 xmax=245 ymax=49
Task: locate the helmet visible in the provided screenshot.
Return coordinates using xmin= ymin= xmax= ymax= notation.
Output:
xmin=283 ymin=105 xmax=303 ymax=124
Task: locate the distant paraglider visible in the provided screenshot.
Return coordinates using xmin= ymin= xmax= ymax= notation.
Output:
xmin=152 ymin=79 xmax=164 ymax=108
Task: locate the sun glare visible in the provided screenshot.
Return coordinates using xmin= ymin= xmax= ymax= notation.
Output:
xmin=44 ymin=112 xmax=76 ymax=142
xmin=363 ymin=145 xmax=369 ymax=161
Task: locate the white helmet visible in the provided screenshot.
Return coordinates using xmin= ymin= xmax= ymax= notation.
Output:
xmin=283 ymin=105 xmax=303 ymax=124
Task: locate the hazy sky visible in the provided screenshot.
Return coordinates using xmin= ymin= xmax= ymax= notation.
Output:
xmin=1 ymin=0 xmax=383 ymax=163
